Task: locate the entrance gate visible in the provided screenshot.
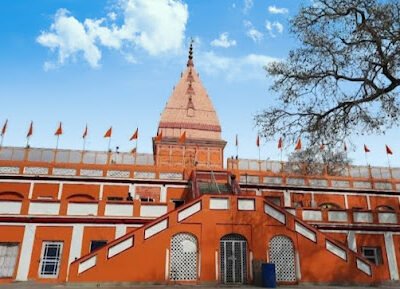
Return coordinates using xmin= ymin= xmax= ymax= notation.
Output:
xmin=220 ymin=234 xmax=247 ymax=284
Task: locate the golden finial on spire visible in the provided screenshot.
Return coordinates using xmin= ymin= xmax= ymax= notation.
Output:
xmin=187 ymin=38 xmax=194 ymax=67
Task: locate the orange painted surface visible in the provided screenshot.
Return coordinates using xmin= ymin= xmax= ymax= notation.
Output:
xmin=68 ymin=195 xmax=377 ymax=284
xmin=314 ymin=194 xmax=345 ymax=208
xmin=81 ymin=227 xmax=116 ymax=256
xmin=0 ymin=182 xmax=30 ymax=197
xmin=62 ymin=184 xmax=100 ymax=201
xmin=28 ymin=226 xmax=73 ymax=282
xmin=102 ymin=185 xmax=129 ymax=201
xmin=167 ymin=187 xmax=188 ymax=201
xmin=356 ymin=233 xmax=390 ymax=281
xmin=347 ymin=195 xmax=368 ymax=209
xmin=369 ymin=196 xmax=399 ymax=210
xmin=32 ymin=183 xmax=59 ymax=200
xmin=324 ymin=232 xmax=348 ymax=245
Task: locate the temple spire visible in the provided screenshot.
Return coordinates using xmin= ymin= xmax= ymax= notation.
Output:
xmin=187 ymin=38 xmax=194 ymax=67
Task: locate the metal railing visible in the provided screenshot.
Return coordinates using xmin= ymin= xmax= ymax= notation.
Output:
xmin=227 ymin=158 xmax=400 ymax=179
xmin=0 ymin=146 xmax=154 ymax=165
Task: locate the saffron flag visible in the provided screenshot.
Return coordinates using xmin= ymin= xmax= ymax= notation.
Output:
xmin=179 ymin=131 xmax=186 ymax=143
xmin=385 ymin=145 xmax=393 ymax=155
xmin=104 ymin=127 xmax=112 ymax=138
xmin=130 ymin=128 xmax=138 ymax=141
xmin=155 ymin=131 xmax=163 ymax=142
xmin=364 ymin=144 xmax=370 ymax=153
xmin=26 ymin=121 xmax=33 ymax=138
xmin=278 ymin=137 xmax=283 ymax=150
xmin=82 ymin=125 xmax=88 ymax=139
xmin=256 ymin=135 xmax=260 ymax=147
xmin=295 ymin=138 xmax=302 ymax=151
xmin=54 ymin=122 xmax=62 ymax=136
xmin=235 ymin=134 xmax=238 ymax=147
xmin=1 ymin=119 xmax=7 ymax=136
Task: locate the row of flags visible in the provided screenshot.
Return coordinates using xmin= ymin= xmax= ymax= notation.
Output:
xmin=238 ymin=134 xmax=395 ymax=155
xmin=0 ymin=120 xmax=140 ymax=141
xmin=0 ymin=120 xmax=194 ymax=143
xmin=0 ymin=120 xmax=395 ymax=156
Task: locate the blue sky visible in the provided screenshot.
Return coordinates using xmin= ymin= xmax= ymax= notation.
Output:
xmin=0 ymin=0 xmax=398 ymax=167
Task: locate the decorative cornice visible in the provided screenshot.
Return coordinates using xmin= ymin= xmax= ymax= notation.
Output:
xmin=159 ymin=121 xmax=221 ymax=132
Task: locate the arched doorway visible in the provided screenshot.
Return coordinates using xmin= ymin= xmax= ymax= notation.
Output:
xmin=269 ymin=235 xmax=296 ymax=282
xmin=220 ymin=234 xmax=247 ymax=284
xmin=169 ymin=233 xmax=198 ymax=281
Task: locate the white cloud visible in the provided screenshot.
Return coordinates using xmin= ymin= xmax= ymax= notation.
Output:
xmin=243 ymin=0 xmax=253 ymax=13
xmin=243 ymin=20 xmax=263 ymax=42
xmin=268 ymin=5 xmax=289 ymax=14
xmin=265 ymin=20 xmax=284 ymax=38
xmin=210 ymin=33 xmax=237 ymax=48
xmin=198 ymin=51 xmax=279 ymax=81
xmin=37 ymin=9 xmax=102 ymax=69
xmin=37 ymin=0 xmax=188 ymax=69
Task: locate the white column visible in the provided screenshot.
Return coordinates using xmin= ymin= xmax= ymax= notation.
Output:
xmin=284 ymin=190 xmax=291 ymax=207
xmin=115 ymin=225 xmax=127 ymax=239
xmin=295 ymin=251 xmax=302 ymax=280
xmin=28 ymin=182 xmax=35 ymax=199
xmin=384 ymin=232 xmax=399 ymax=280
xmin=57 ymin=183 xmax=63 ymax=200
xmin=98 ymin=184 xmax=104 ymax=200
xmin=165 ymin=248 xmax=170 ymax=281
xmin=129 ymin=184 xmax=137 ymax=200
xmin=347 ymin=231 xmax=357 ymax=252
xmin=16 ymin=224 xmax=36 ymax=281
xmin=66 ymin=224 xmax=84 ymax=280
xmin=160 ymin=185 xmax=167 ymax=202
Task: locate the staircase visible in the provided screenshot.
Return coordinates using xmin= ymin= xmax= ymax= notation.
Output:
xmin=68 ymin=192 xmax=377 ymax=284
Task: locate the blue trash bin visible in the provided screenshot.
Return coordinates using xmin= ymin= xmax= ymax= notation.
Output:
xmin=261 ymin=263 xmax=276 ymax=288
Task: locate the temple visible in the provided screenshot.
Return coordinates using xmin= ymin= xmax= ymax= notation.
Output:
xmin=0 ymin=45 xmax=399 ymax=286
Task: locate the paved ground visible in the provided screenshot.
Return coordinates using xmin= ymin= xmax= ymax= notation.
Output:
xmin=1 ymin=284 xmax=399 ymax=289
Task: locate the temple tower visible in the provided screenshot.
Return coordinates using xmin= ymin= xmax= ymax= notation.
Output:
xmin=153 ymin=42 xmax=226 ymax=169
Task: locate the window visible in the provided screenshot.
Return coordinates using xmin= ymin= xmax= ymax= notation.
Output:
xmin=140 ymin=197 xmax=154 ymax=202
xmin=39 ymin=241 xmax=63 ymax=278
xmin=362 ymin=247 xmax=382 ymax=265
xmin=266 ymin=196 xmax=281 ymax=206
xmin=319 ymin=203 xmax=341 ymax=210
xmin=0 ymin=243 xmax=19 ymax=278
xmin=90 ymin=240 xmax=107 ymax=253
xmin=376 ymin=205 xmax=395 ymax=211
xmin=172 ymin=200 xmax=184 ymax=209
xmin=107 ymin=196 xmax=123 ymax=201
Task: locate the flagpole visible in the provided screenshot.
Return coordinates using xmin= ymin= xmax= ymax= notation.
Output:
xmin=134 ymin=139 xmax=138 ymax=165
xmin=364 ymin=151 xmax=369 ymax=167
xmin=26 ymin=136 xmax=30 ymax=148
xmin=236 ymin=143 xmax=238 ymax=159
xmin=107 ymin=137 xmax=111 ymax=152
xmin=82 ymin=137 xmax=86 ymax=151
xmin=56 ymin=135 xmax=60 ymax=150
xmin=0 ymin=135 xmax=3 ymax=148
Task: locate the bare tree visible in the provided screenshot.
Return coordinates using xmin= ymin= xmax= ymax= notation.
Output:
xmin=286 ymin=146 xmax=351 ymax=176
xmin=256 ymin=0 xmax=400 ymax=146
